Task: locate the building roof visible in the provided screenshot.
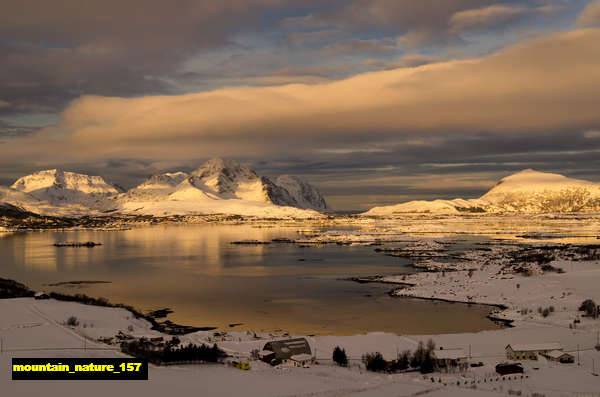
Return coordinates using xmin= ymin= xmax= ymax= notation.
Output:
xmin=290 ymin=354 xmax=313 ymax=362
xmin=543 ymin=350 xmax=572 ymax=359
xmin=433 ymin=349 xmax=467 ymax=360
xmin=263 ymin=338 xmax=311 ymax=360
xmin=506 ymin=343 xmax=562 ymax=352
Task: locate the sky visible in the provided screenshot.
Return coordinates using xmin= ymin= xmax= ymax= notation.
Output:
xmin=1 ymin=0 xmax=600 ymax=210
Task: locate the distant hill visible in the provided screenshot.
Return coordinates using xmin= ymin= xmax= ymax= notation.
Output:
xmin=364 ymin=169 xmax=600 ymax=215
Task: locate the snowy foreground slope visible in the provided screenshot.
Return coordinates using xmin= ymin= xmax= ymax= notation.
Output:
xmin=366 ymin=169 xmax=600 ymax=215
xmin=0 ymin=159 xmax=328 ymax=218
xmin=2 ymin=295 xmax=599 ymax=397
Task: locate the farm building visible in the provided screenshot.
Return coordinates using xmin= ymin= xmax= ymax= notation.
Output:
xmin=432 ymin=349 xmax=468 ymax=370
xmin=258 ymin=350 xmax=276 ymax=363
xmin=285 ymin=353 xmax=313 ymax=368
xmin=542 ymin=350 xmax=574 ymax=363
xmin=496 ymin=363 xmax=524 ymax=375
xmin=260 ymin=338 xmax=312 ymax=365
xmin=505 ymin=343 xmax=562 ymax=360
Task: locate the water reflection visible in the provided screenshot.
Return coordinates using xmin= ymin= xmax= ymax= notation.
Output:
xmin=0 ymin=225 xmax=503 ymax=335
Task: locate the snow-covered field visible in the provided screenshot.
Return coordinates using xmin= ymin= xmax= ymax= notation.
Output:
xmin=2 ymin=296 xmax=600 ymax=396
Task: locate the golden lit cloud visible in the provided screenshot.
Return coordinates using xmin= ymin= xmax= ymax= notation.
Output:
xmin=4 ymin=28 xmax=600 ymax=164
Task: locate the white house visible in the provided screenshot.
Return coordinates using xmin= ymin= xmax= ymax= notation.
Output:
xmin=433 ymin=349 xmax=468 ymax=370
xmin=285 ymin=353 xmax=313 ymax=368
xmin=506 ymin=343 xmax=562 ymax=360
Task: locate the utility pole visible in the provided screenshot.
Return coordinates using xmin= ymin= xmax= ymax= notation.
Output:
xmin=578 ymin=344 xmax=580 ymax=366
xmin=469 ymin=344 xmax=472 ymax=359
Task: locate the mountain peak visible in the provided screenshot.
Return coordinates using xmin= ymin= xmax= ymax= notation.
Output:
xmin=11 ymin=169 xmax=119 ymax=197
xmin=190 ymin=158 xmax=256 ymax=179
xmin=487 ymin=169 xmax=584 ymax=193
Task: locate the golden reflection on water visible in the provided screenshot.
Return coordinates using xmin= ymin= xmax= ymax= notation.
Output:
xmin=2 ymin=217 xmax=598 ymax=335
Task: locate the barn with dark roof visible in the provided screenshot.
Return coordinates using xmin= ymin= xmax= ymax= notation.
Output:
xmin=261 ymin=338 xmax=312 ymax=363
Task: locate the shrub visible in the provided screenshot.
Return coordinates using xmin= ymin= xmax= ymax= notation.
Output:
xmin=66 ymin=316 xmax=79 ymax=326
xmin=579 ymin=299 xmax=599 ymax=318
xmin=362 ymin=352 xmax=387 ymax=372
xmin=542 ymin=308 xmax=550 ymax=318
xmin=333 ymin=346 xmax=348 ymax=367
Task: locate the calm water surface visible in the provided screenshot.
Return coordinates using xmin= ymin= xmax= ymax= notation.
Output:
xmin=0 ymin=225 xmax=502 ymax=335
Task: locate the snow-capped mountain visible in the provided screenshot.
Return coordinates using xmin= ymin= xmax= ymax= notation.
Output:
xmin=123 ymin=172 xmax=189 ymax=201
xmin=275 ymin=175 xmax=328 ymax=211
xmin=365 ymin=169 xmax=600 ymax=215
xmin=118 ymin=158 xmax=328 ymax=217
xmin=7 ymin=169 xmax=121 ymax=216
xmin=0 ymin=161 xmax=328 ymax=218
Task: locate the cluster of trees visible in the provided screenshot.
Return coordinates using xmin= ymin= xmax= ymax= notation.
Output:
xmin=537 ymin=306 xmax=555 ymax=318
xmin=579 ymin=299 xmax=599 ymax=318
xmin=334 ymin=339 xmax=436 ymax=374
xmin=121 ymin=339 xmax=225 ymax=365
xmin=332 ymin=346 xmax=348 ymax=367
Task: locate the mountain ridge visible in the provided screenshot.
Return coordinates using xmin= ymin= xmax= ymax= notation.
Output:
xmin=0 ymin=159 xmax=328 ymax=218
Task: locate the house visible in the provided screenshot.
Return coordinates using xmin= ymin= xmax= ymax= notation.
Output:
xmin=285 ymin=353 xmax=313 ymax=368
xmin=542 ymin=350 xmax=574 ymax=363
xmin=258 ymin=350 xmax=276 ymax=363
xmin=260 ymin=338 xmax=312 ymax=365
xmin=496 ymin=363 xmax=524 ymax=375
xmin=505 ymin=343 xmax=562 ymax=360
xmin=433 ymin=349 xmax=468 ymax=370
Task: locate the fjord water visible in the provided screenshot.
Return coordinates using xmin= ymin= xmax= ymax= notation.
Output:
xmin=0 ymin=225 xmax=501 ymax=335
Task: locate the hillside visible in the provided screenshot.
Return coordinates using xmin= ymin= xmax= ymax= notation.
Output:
xmin=365 ymin=169 xmax=600 ymax=215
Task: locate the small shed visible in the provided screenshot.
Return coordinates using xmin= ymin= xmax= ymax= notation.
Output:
xmin=542 ymin=350 xmax=574 ymax=363
xmin=505 ymin=343 xmax=562 ymax=360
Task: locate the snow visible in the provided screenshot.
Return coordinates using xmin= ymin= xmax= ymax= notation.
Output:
xmin=507 ymin=343 xmax=563 ymax=352
xmin=2 ymin=296 xmax=599 ymax=396
xmin=0 ymin=159 xmax=329 ymax=218
xmin=365 ymin=169 xmax=600 ymax=215
xmin=12 ymin=169 xmax=120 ymax=196
xmin=119 ymin=198 xmax=324 ymax=219
xmin=119 ymin=159 xmax=329 ymax=218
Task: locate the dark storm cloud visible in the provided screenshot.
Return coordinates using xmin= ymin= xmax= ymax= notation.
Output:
xmin=0 ymin=0 xmax=578 ymax=117
xmin=0 ymin=0 xmax=324 ymax=114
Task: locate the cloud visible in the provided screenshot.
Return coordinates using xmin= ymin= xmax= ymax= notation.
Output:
xmin=365 ymin=54 xmax=441 ymax=69
xmin=449 ymin=4 xmax=527 ymax=33
xmin=285 ymin=30 xmax=343 ymax=46
xmin=577 ymin=0 xmax=600 ymax=27
xmin=2 ymin=28 xmax=600 ymax=166
xmin=321 ymin=38 xmax=397 ymax=54
xmin=0 ymin=0 xmax=319 ymax=114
